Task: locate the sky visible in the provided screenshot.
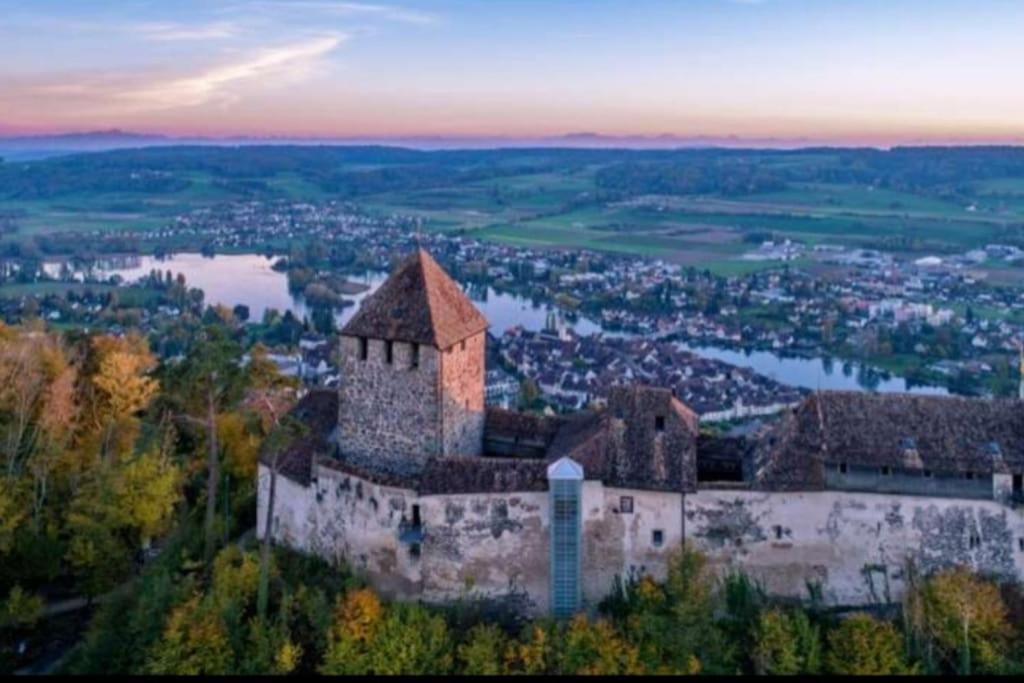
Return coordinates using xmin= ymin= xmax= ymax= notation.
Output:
xmin=1 ymin=0 xmax=1023 ymax=145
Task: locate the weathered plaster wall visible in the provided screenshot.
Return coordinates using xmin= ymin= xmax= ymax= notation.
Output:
xmin=438 ymin=331 xmax=486 ymax=457
xmin=261 ymin=466 xmax=1024 ymax=613
xmin=686 ymin=489 xmax=1024 ymax=606
xmin=419 ymin=490 xmax=550 ymax=612
xmin=257 ymin=464 xmax=317 ymax=553
xmin=338 ymin=335 xmax=441 ymax=467
xmin=581 ymin=485 xmax=684 ymax=605
xmin=259 ymin=461 xmax=423 ymax=598
xmin=259 ymin=462 xmax=688 ymax=615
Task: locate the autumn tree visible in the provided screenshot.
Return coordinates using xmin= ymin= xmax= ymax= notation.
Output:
xmin=504 ymin=621 xmax=558 ymax=674
xmin=320 ymin=588 xmax=454 ymax=675
xmin=825 ymin=612 xmax=913 ymax=675
xmin=559 ymin=614 xmax=644 ymax=675
xmin=319 ymin=588 xmax=384 ymax=675
xmin=913 ymin=566 xmax=1011 ymax=674
xmin=603 ymin=545 xmax=730 ymax=674
xmin=752 ymin=609 xmax=803 ymax=675
xmin=457 ymin=623 xmax=510 ymax=675
xmin=84 ymin=334 xmax=159 ymax=466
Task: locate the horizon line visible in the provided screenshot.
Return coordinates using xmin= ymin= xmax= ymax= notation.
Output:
xmin=4 ymin=127 xmax=1024 ymax=152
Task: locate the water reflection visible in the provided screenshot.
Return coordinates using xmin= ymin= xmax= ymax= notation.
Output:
xmin=676 ymin=343 xmax=948 ymax=396
xmin=36 ymin=252 xmax=946 ymax=396
xmin=41 ymin=253 xmax=603 ymax=336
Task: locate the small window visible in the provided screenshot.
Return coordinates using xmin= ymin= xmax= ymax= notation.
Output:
xmin=838 ymin=462 xmax=848 ymax=474
xmin=923 ymin=469 xmax=933 ymax=478
xmin=411 ymin=504 xmax=422 ymax=528
xmin=652 ymin=529 xmax=664 ymax=547
xmin=654 ymin=416 xmax=666 ymax=432
xmin=409 ymin=542 xmax=421 ymax=559
xmin=461 ymin=340 xmax=466 ymax=352
xmin=619 ymin=496 xmax=634 ymax=514
xmin=1018 ymin=538 xmax=1024 ymax=552
xmin=969 ymin=534 xmax=981 ymax=549
xmin=881 ymin=466 xmax=892 ymax=476
xmin=773 ymin=525 xmax=784 ymax=540
xmin=358 ymin=337 xmax=368 ymax=361
xmin=410 ymin=343 xmax=420 ymax=369
xmin=965 ymin=471 xmax=975 ymax=480
xmin=385 ymin=340 xmax=394 ymax=364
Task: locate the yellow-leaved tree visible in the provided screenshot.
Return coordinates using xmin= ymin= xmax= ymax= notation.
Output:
xmin=85 ymin=334 xmax=159 ymax=466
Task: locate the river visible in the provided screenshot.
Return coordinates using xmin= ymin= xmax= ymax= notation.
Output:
xmin=42 ymin=252 xmax=947 ymax=396
xmin=42 ymin=253 xmax=604 ymax=336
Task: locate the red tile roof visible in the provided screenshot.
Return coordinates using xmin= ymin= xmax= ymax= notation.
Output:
xmin=340 ymin=249 xmax=488 ymax=349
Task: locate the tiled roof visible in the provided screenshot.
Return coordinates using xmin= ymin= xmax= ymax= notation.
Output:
xmin=756 ymin=391 xmax=1024 ymax=490
xmin=259 ymin=389 xmax=338 ymax=486
xmin=340 ymin=249 xmax=488 ymax=349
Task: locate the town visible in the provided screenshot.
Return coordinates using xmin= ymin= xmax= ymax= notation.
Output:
xmin=4 ymin=196 xmax=1024 ymax=425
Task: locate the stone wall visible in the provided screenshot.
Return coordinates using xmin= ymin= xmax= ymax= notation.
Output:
xmin=337 ymin=335 xmax=441 ymax=468
xmin=438 ymin=331 xmax=486 ymax=457
xmin=337 ymin=330 xmax=486 ymax=466
xmin=686 ymin=489 xmax=1024 ymax=606
xmin=259 ymin=461 xmax=685 ymax=615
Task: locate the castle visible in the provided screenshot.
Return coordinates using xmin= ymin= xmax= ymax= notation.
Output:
xmin=258 ymin=249 xmax=1024 ymax=616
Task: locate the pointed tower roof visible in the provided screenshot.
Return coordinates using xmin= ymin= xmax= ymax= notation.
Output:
xmin=341 ymin=249 xmax=489 ymax=349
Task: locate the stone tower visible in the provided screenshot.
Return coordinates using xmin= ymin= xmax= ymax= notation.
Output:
xmin=337 ymin=249 xmax=488 ymax=472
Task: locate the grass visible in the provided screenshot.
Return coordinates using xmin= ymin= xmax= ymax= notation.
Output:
xmin=3 ymin=159 xmax=1024 ymax=271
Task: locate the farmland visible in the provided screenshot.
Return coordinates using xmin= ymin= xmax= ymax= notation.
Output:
xmin=3 ymin=146 xmax=1024 ymax=276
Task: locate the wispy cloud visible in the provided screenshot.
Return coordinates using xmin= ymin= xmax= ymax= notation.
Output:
xmin=132 ymin=21 xmax=242 ymax=41
xmin=242 ymin=0 xmax=438 ymax=25
xmin=9 ymin=35 xmax=346 ymax=116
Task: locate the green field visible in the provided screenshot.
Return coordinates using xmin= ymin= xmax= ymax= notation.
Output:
xmin=4 ymin=146 xmax=1024 ymax=275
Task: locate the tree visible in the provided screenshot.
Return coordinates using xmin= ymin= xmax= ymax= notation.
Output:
xmin=319 ymin=589 xmax=384 ymax=675
xmin=825 ymin=613 xmax=913 ymax=675
xmin=145 ymin=595 xmax=233 ymax=675
xmin=320 ymin=589 xmax=453 ymax=675
xmin=1 ymin=586 xmax=43 ymax=631
xmin=87 ymin=334 xmax=159 ymax=466
xmin=505 ymin=622 xmax=558 ymax=674
xmin=457 ymin=623 xmax=509 ymax=675
xmin=559 ymin=614 xmax=644 ymax=675
xmin=111 ymin=448 xmax=182 ymax=547
xmin=165 ymin=325 xmax=247 ymax=561
xmin=918 ymin=566 xmax=1011 ymax=674
xmin=0 ymin=486 xmax=24 ymax=556
xmin=600 ymin=546 xmax=728 ymax=674
xmin=217 ymin=412 xmax=260 ymax=481
xmin=752 ymin=609 xmax=802 ymax=675
xmin=256 ymin=413 xmax=305 ymax=620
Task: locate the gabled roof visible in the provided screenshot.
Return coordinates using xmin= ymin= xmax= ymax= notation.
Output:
xmin=755 ymin=391 xmax=1024 ymax=490
xmin=341 ymin=249 xmax=488 ymax=349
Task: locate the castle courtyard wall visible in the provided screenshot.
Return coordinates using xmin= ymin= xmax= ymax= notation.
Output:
xmin=686 ymin=489 xmax=1024 ymax=606
xmin=259 ymin=464 xmax=685 ymax=614
xmin=260 ymin=464 xmax=1024 ymax=613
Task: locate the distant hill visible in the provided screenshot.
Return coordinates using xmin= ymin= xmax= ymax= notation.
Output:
xmin=0 ymin=129 xmax=835 ymax=161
